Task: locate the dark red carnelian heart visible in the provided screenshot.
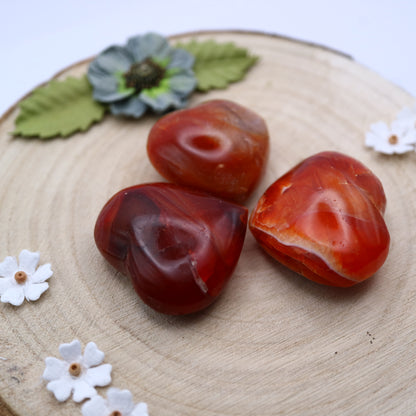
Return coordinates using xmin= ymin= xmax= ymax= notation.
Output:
xmin=249 ymin=151 xmax=390 ymax=287
xmin=95 ymin=183 xmax=248 ymax=314
xmin=147 ymin=99 xmax=269 ymax=203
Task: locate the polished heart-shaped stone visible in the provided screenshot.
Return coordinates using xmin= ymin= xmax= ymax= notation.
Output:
xmin=249 ymin=151 xmax=390 ymax=287
xmin=147 ymin=99 xmax=269 ymax=203
xmin=94 ymin=183 xmax=248 ymax=314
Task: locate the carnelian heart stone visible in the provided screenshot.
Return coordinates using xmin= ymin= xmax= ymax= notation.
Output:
xmin=147 ymin=99 xmax=269 ymax=203
xmin=249 ymin=151 xmax=390 ymax=287
xmin=94 ymin=182 xmax=248 ymax=314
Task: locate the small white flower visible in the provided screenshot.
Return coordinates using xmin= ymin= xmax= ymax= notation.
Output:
xmin=0 ymin=249 xmax=53 ymax=306
xmin=43 ymin=340 xmax=112 ymax=402
xmin=82 ymin=388 xmax=149 ymax=416
xmin=365 ymin=121 xmax=416 ymax=154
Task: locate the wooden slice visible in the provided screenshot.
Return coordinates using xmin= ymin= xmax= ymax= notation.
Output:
xmin=0 ymin=30 xmax=415 ymax=416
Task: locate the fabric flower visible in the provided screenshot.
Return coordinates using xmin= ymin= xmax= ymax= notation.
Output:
xmin=82 ymin=388 xmax=148 ymax=416
xmin=365 ymin=121 xmax=416 ymax=154
xmin=0 ymin=249 xmax=52 ymax=306
xmin=88 ymin=32 xmax=197 ymax=118
xmin=43 ymin=340 xmax=112 ymax=402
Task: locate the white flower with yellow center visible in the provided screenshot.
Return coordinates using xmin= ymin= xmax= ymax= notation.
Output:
xmin=365 ymin=120 xmax=416 ymax=154
xmin=0 ymin=249 xmax=52 ymax=306
xmin=82 ymin=388 xmax=149 ymax=416
xmin=43 ymin=340 xmax=112 ymax=402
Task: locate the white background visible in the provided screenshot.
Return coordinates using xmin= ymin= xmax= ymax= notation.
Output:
xmin=1 ymin=0 xmax=415 ymax=116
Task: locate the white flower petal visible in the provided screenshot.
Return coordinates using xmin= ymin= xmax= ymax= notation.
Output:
xmin=0 ymin=278 xmax=14 ymax=296
xmin=82 ymin=395 xmax=110 ymax=416
xmin=373 ymin=140 xmax=413 ymax=155
xmin=0 ymin=256 xmax=18 ymax=278
xmin=84 ymin=364 xmax=112 ymax=387
xmin=365 ymin=131 xmax=378 ymax=147
xmin=372 ymin=142 xmax=394 ymax=154
xmin=30 ymin=263 xmax=53 ymax=283
xmin=59 ymin=340 xmax=82 ymax=362
xmin=392 ymin=143 xmax=414 ymax=154
xmin=24 ymin=282 xmax=49 ymax=301
xmin=18 ymin=250 xmax=39 ymax=275
xmin=132 ymin=402 xmax=149 ymax=416
xmin=72 ymin=379 xmax=97 ymax=402
xmin=107 ymin=388 xmax=134 ymax=414
xmin=369 ymin=121 xmax=390 ymax=136
xmin=391 ymin=121 xmax=410 ymax=137
xmin=398 ymin=145 xmax=415 ymax=153
xmin=395 ymin=106 xmax=416 ymax=124
xmin=47 ymin=379 xmax=74 ymax=402
xmin=401 ymin=130 xmax=416 ymax=145
xmin=83 ymin=342 xmax=105 ymax=368
xmin=1 ymin=286 xmax=25 ymax=306
xmin=43 ymin=357 xmax=67 ymax=381
xmin=392 ymin=116 xmax=415 ymax=131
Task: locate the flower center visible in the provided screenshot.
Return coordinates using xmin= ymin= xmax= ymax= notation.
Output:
xmin=124 ymin=58 xmax=165 ymax=92
xmin=110 ymin=411 xmax=122 ymax=416
xmin=14 ymin=271 xmax=27 ymax=284
xmin=388 ymin=134 xmax=399 ymax=145
xmin=69 ymin=362 xmax=82 ymax=377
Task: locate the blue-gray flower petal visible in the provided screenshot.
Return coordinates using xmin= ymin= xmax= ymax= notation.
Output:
xmin=139 ymin=91 xmax=184 ymax=114
xmin=126 ymin=33 xmax=170 ymax=63
xmin=168 ymin=48 xmax=195 ymax=70
xmin=110 ymin=96 xmax=147 ymax=118
xmin=88 ymin=70 xmax=133 ymax=103
xmin=90 ymin=45 xmax=134 ymax=75
xmin=88 ymin=33 xmax=197 ymax=118
xmin=168 ymin=70 xmax=197 ymax=97
xmin=88 ymin=45 xmax=135 ymax=102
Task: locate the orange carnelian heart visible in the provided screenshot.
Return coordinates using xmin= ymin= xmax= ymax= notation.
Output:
xmin=147 ymin=99 xmax=269 ymax=203
xmin=249 ymin=151 xmax=390 ymax=287
xmin=94 ymin=183 xmax=248 ymax=314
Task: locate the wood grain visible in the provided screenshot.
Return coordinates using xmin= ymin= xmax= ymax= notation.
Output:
xmin=1 ymin=31 xmax=415 ymax=416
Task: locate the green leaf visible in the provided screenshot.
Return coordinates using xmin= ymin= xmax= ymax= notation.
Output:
xmin=13 ymin=76 xmax=107 ymax=139
xmin=177 ymin=39 xmax=258 ymax=91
